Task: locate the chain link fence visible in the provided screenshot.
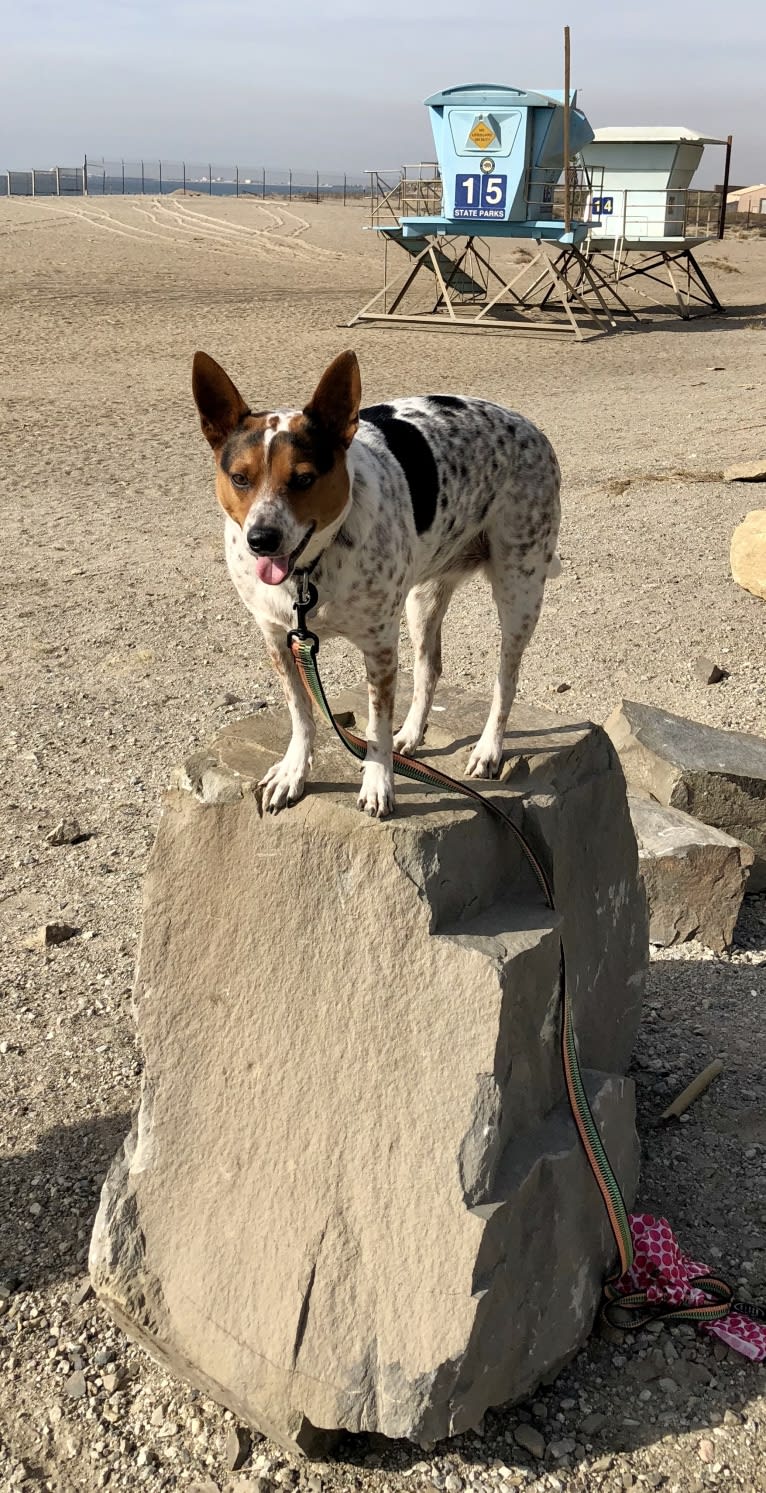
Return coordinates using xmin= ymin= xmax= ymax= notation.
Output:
xmin=0 ymin=158 xmax=368 ymax=202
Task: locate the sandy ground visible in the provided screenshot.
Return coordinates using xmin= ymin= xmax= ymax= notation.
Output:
xmin=0 ymin=195 xmax=765 ymax=1492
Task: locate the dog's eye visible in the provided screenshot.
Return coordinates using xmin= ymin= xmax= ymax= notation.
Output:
xmin=291 ymin=471 xmax=316 ymax=491
xmin=230 ymin=472 xmax=249 ymax=490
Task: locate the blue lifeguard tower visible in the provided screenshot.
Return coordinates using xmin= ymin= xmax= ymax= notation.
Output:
xmin=351 ymin=78 xmax=635 ymax=338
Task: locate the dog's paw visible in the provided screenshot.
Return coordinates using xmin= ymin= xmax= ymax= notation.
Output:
xmin=357 ymin=762 xmax=395 ymax=818
xmin=258 ymin=754 xmax=309 ymax=812
xmin=393 ymin=722 xmax=425 ymax=757
xmin=465 ymin=741 xmax=503 ymax=779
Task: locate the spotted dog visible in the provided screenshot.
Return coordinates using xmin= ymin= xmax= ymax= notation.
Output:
xmin=192 ymin=349 xmax=560 ymax=818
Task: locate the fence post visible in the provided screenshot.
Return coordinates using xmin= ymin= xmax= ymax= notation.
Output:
xmin=183 ymin=162 xmax=186 ymax=195
xmin=316 ymin=170 xmax=319 ymax=204
xmin=209 ymin=163 xmax=212 ymax=195
xmin=122 ymin=159 xmax=125 ymax=194
xmin=236 ymin=165 xmax=239 ymax=198
xmin=102 ymin=169 xmax=106 ymax=194
xmin=55 ymin=166 xmax=60 ymax=196
xmin=288 ymin=169 xmax=292 ymax=202
xmin=141 ymin=161 xmax=145 ymax=194
xmin=31 ymin=169 xmax=36 ymax=198
xmin=343 ymin=173 xmax=347 ymax=207
xmin=84 ymin=155 xmax=89 ymax=196
xmin=159 ymin=161 xmax=163 ymax=194
xmin=262 ymin=167 xmax=266 ymax=200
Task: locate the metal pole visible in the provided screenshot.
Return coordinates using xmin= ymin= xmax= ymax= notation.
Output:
xmin=31 ymin=169 xmax=36 ymax=198
xmin=183 ymin=162 xmax=186 ymax=195
xmin=141 ymin=161 xmax=144 ymax=194
xmin=159 ymin=161 xmax=162 ymax=194
xmin=262 ymin=166 xmax=266 ymax=200
xmin=209 ymin=163 xmax=212 ymax=195
xmin=236 ymin=165 xmax=239 ymax=198
xmin=718 ymin=134 xmax=733 ymax=239
xmin=84 ymin=155 xmax=89 ymax=196
xmin=343 ymin=173 xmax=347 ymax=207
xmin=288 ymin=169 xmax=292 ymax=203
xmin=316 ymin=170 xmax=319 ymax=204
xmin=102 ymin=169 xmax=106 ymax=193
xmin=55 ymin=166 xmax=60 ymax=196
xmin=563 ymin=25 xmax=571 ymax=233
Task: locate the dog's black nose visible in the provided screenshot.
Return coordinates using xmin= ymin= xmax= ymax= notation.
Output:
xmin=246 ymin=525 xmax=283 ymax=556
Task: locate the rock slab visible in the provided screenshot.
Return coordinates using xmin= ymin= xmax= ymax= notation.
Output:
xmin=90 ymin=684 xmax=645 ymax=1453
xmin=606 ymin=698 xmax=766 ymax=893
xmin=628 ymin=792 xmax=753 ymax=952
xmin=730 ymin=509 xmax=766 ymax=601
xmin=723 ymin=461 xmax=766 ymax=483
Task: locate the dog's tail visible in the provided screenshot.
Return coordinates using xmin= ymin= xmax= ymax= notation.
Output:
xmin=548 ymin=551 xmax=562 ymax=580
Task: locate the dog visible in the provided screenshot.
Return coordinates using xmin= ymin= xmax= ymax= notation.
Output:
xmin=192 ymin=349 xmax=560 ymax=818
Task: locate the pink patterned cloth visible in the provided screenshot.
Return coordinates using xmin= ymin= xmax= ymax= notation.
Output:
xmin=611 ymin=1213 xmax=766 ymax=1361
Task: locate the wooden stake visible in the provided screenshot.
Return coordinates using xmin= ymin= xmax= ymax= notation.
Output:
xmin=661 ymin=1059 xmax=723 ymax=1120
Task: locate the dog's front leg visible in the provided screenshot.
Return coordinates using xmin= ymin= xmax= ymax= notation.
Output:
xmin=257 ymin=628 xmax=315 ymax=812
xmin=358 ymin=640 xmax=398 ymax=819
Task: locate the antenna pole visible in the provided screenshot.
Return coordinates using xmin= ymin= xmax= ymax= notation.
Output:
xmin=718 ymin=134 xmax=732 ymax=239
xmin=563 ymin=25 xmax=571 ymax=232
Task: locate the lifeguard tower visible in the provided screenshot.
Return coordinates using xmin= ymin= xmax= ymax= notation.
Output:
xmin=578 ymin=127 xmax=732 ymax=318
xmin=350 ymin=79 xmax=637 ymax=339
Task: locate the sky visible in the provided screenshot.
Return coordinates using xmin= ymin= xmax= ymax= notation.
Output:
xmin=2 ymin=0 xmax=764 ymax=186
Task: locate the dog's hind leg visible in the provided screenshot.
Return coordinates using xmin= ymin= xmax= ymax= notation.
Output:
xmin=357 ymin=638 xmax=399 ymax=818
xmin=394 ymin=577 xmax=456 ymax=756
xmin=465 ymin=549 xmax=550 ymax=780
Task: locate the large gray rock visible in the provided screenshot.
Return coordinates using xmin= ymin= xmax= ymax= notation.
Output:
xmin=628 ymin=792 xmax=754 ymax=952
xmin=606 ymin=699 xmax=766 ymax=893
xmin=90 ymin=685 xmax=645 ymax=1454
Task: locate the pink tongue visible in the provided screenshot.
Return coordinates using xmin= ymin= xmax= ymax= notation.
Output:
xmin=255 ymin=554 xmax=291 ymax=586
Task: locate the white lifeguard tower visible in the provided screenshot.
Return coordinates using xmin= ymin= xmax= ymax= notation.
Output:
xmin=578 ymin=127 xmax=732 ymax=317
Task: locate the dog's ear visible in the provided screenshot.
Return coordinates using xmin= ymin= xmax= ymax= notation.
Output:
xmin=192 ymin=352 xmax=249 ymax=450
xmin=304 ymin=351 xmax=361 ymax=449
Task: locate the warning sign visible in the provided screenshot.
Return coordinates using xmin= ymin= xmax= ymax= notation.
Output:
xmin=467 ymin=118 xmax=496 ymax=149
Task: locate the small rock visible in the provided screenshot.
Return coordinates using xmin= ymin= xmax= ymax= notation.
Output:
xmin=189 ymin=1481 xmax=221 ymax=1493
xmin=65 ymin=1369 xmax=87 ymax=1399
xmin=72 ymin=1279 xmax=94 ymax=1307
xmin=530 ymin=1401 xmax=547 ymax=1421
xmin=150 ymin=1405 xmax=165 ymax=1427
xmin=136 ymin=1447 xmax=156 ymax=1468
xmin=579 ymin=1411 xmax=606 ymax=1435
xmin=698 ymin=1438 xmax=715 ymax=1463
xmin=226 ymin=1424 xmax=252 ymax=1471
xmin=555 ymin=682 xmax=572 ymax=694
xmin=723 ymin=460 xmax=766 ymax=483
xmin=514 ymin=1424 xmax=546 ymax=1459
xmin=591 ymin=1457 xmax=613 ymax=1474
xmin=101 ymin=1371 xmax=123 ymax=1394
xmin=222 ymin=691 xmax=243 ymax=706
xmin=444 ymin=1476 xmax=463 ymax=1493
xmin=693 ymin=655 xmax=729 ymax=685
xmin=23 ymin=922 xmax=80 ymax=949
xmin=548 ymin=1438 xmax=576 ymax=1459
xmin=45 ymin=817 xmax=82 ymax=846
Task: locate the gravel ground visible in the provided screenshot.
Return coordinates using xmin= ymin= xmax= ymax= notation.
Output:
xmin=0 ymin=196 xmax=764 ymax=1491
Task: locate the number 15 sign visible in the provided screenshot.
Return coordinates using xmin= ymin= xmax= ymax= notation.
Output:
xmin=454 ymin=174 xmax=508 ymax=219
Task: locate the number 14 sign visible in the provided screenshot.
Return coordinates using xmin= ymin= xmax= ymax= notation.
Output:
xmin=454 ymin=173 xmax=507 ymax=219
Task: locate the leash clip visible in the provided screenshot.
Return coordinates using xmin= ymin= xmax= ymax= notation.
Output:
xmin=287 ymin=574 xmax=320 ymax=652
